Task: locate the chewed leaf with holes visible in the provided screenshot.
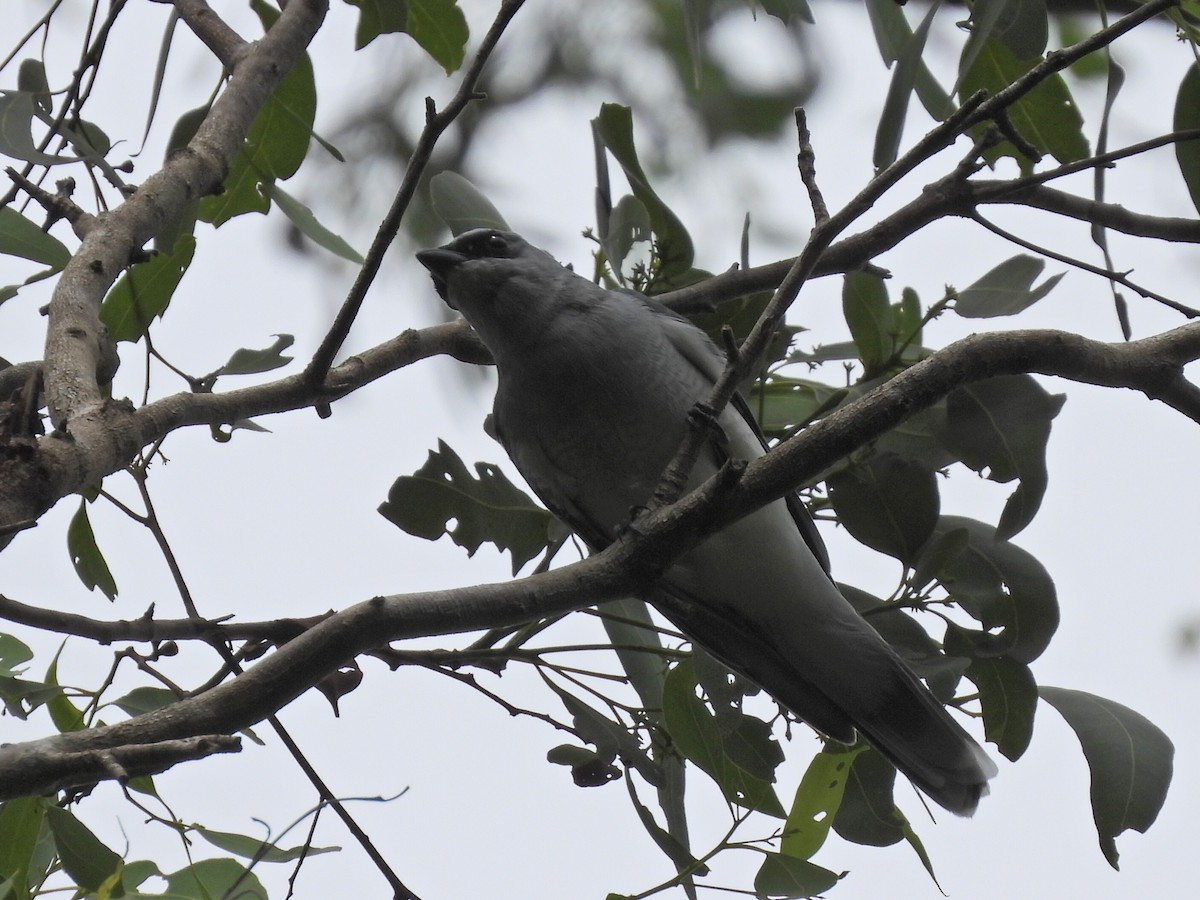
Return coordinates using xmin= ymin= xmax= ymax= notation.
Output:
xmin=379 ymin=440 xmax=559 ymax=574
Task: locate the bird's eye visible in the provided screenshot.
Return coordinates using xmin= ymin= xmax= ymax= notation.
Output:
xmin=483 ymin=234 xmax=508 ymax=256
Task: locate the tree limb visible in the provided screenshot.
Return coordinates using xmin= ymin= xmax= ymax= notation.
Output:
xmin=4 ymin=323 xmax=1200 ymax=801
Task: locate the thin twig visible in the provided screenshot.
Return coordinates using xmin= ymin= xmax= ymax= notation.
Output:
xmin=302 ymin=0 xmax=529 ymax=388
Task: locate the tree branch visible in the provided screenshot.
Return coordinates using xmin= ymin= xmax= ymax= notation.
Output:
xmin=302 ymin=0 xmax=528 ymax=387
xmin=5 ymin=323 xmax=1200 ymax=801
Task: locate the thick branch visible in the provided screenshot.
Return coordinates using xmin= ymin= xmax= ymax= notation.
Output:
xmin=172 ymin=0 xmax=249 ymax=69
xmin=4 ymin=323 xmax=1200 ymax=800
xmin=41 ymin=0 xmax=328 ymax=431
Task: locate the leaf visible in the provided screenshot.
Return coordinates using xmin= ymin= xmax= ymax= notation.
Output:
xmin=958 ymin=39 xmax=1089 ymax=168
xmin=163 ymin=858 xmax=267 ymax=899
xmin=44 ymin=652 xmax=86 ymax=733
xmin=831 ymin=747 xmax=903 ymax=846
xmin=1174 ymin=63 xmax=1200 ymax=216
xmin=155 ymin=105 xmax=209 ymax=254
xmin=111 ymin=686 xmax=178 ymax=717
xmin=429 ymin=171 xmax=509 ymax=235
xmin=941 ymin=374 xmax=1065 ymax=537
xmin=873 ymin=0 xmax=943 ymax=169
xmin=379 ymin=440 xmax=558 ymax=574
xmin=662 ymin=660 xmax=784 ymax=817
xmin=841 ymin=271 xmax=893 ymax=372
xmin=828 ymin=452 xmax=939 ymax=567
xmin=344 ymin=0 xmax=409 ymax=49
xmin=0 ymin=91 xmax=74 ymax=165
xmin=213 ymin=334 xmax=295 ymax=377
xmin=1039 ymin=686 xmax=1174 ymax=869
xmin=199 ymin=0 xmax=317 ymax=225
xmin=258 ymin=184 xmax=363 ymax=263
xmin=601 ymin=194 xmax=651 ymax=277
xmin=955 ymin=254 xmax=1065 ymax=318
xmin=99 ymin=235 xmax=197 ymax=343
xmin=0 ymin=634 xmax=33 ymax=676
xmin=44 ymin=807 xmax=122 ymax=893
xmin=195 ymin=827 xmax=339 ymax=862
xmin=957 ymin=0 xmax=1015 ymax=84
xmin=0 ymin=796 xmax=47 ymax=899
xmin=593 ymin=104 xmax=694 ymax=283
xmin=67 ymin=501 xmax=117 ymax=601
xmin=758 ymin=0 xmax=815 ymax=26
xmin=16 ymin=60 xmax=51 ymax=113
xmin=0 ymin=207 xmax=70 ymax=268
xmin=746 ymin=376 xmax=842 ymax=438
xmin=928 ymin=516 xmax=1059 ymax=664
xmin=781 ymin=747 xmax=865 ymax=860
xmin=968 ymin=655 xmax=1037 ymax=761
xmin=403 ymin=0 xmax=469 ymax=74
xmin=993 ymin=0 xmax=1049 ymax=61
xmin=863 ymin=0 xmax=953 ymax=119
xmin=753 ymin=853 xmax=840 ymax=898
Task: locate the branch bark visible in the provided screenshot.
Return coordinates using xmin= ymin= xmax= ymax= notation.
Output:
xmin=4 ymin=322 xmax=1199 ymax=801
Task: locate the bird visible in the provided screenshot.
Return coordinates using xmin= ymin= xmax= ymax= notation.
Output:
xmin=417 ymin=228 xmax=997 ymax=815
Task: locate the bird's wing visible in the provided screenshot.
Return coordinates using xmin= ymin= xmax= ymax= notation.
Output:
xmin=636 ymin=295 xmax=832 ymax=575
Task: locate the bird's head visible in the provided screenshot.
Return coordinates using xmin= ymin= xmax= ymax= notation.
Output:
xmin=417 ymin=229 xmax=587 ymax=356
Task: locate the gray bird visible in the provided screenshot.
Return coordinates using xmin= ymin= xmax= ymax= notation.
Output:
xmin=417 ymin=228 xmax=997 ymax=815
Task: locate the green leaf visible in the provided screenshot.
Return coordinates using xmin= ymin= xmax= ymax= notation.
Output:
xmin=864 ymin=0 xmax=953 ymax=119
xmin=196 ymin=827 xmax=339 ymax=862
xmin=928 ymin=516 xmax=1059 ymax=663
xmin=968 ymin=655 xmax=1037 ymax=761
xmin=344 ymin=0 xmax=408 ymax=49
xmin=1174 ymin=63 xmax=1200 ymax=216
xmin=379 ymin=440 xmax=558 ymax=575
xmin=873 ymin=0 xmax=943 ymax=169
xmin=199 ymin=0 xmax=317 ymax=225
xmin=958 ymin=0 xmax=1015 ymax=82
xmin=781 ymin=747 xmax=865 ymax=860
xmin=753 ymin=852 xmax=840 ymax=898
xmin=1039 ymin=686 xmax=1174 ymax=869
xmin=44 ymin=807 xmax=122 ymax=893
xmin=155 ymin=106 xmax=210 ymax=254
xmin=111 ymin=686 xmax=178 ymax=717
xmin=0 ymin=796 xmax=47 ymax=900
xmin=958 ymin=39 xmax=1089 ymax=167
xmin=429 ymin=171 xmax=509 ymax=235
xmin=549 ymin=686 xmax=660 ymax=786
xmin=993 ymin=0 xmax=1049 ymax=61
xmin=662 ymin=660 xmax=784 ymax=817
xmin=599 ymin=598 xmax=667 ymax=713
xmin=262 ymin=183 xmax=364 ymax=263
xmin=67 ymin=501 xmax=117 ymax=600
xmin=163 ymin=857 xmax=267 ymax=899
xmin=841 ymin=271 xmax=893 ymax=372
xmin=601 ymin=194 xmax=651 ymax=278
xmin=0 ymin=91 xmax=74 ymax=165
xmin=16 ymin=60 xmax=51 ymax=113
xmin=828 ymin=452 xmax=939 ymax=567
xmin=99 ymin=235 xmax=196 ymax=343
xmin=44 ymin=652 xmax=86 ymax=733
xmin=758 ymin=0 xmax=815 ymax=26
xmin=593 ymin=104 xmax=694 ymax=284
xmin=831 ymin=747 xmax=903 ymax=846
xmin=955 ymin=254 xmax=1064 ymax=318
xmin=0 ymin=208 xmax=70 ymax=268
xmin=0 ymin=634 xmax=34 ymax=676
xmin=213 ymin=334 xmax=295 ymax=378
xmin=747 ymin=376 xmax=843 ymax=440
xmin=404 ymin=0 xmax=469 ymax=73
xmin=941 ymin=374 xmax=1065 ymax=537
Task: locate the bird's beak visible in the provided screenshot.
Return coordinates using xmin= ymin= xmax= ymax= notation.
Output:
xmin=416 ymin=247 xmax=467 ymax=305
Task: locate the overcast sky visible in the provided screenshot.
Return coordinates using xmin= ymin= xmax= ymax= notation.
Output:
xmin=1 ymin=1 xmax=1197 ymax=898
